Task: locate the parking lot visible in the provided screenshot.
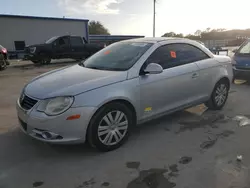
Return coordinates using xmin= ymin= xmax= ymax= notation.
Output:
xmin=1 ymin=60 xmax=250 ymax=188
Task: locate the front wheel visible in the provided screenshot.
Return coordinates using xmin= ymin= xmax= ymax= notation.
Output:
xmin=87 ymin=102 xmax=133 ymax=151
xmin=205 ymin=79 xmax=229 ymax=110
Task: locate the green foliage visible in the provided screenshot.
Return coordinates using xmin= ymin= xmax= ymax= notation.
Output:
xmin=162 ymin=32 xmax=183 ymax=38
xmin=88 ymin=21 xmax=110 ymax=35
xmin=162 ymin=28 xmax=250 ymax=41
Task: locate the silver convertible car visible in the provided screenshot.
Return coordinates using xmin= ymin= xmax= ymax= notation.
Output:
xmin=16 ymin=38 xmax=233 ymax=151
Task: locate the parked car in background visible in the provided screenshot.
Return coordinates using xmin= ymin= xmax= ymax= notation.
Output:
xmin=24 ymin=35 xmax=104 ymax=64
xmin=17 ymin=38 xmax=233 ymax=151
xmin=0 ymin=45 xmax=9 ymax=71
xmin=232 ymin=39 xmax=250 ymax=81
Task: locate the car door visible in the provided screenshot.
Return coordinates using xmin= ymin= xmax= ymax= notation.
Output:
xmin=55 ymin=36 xmax=70 ymax=58
xmin=70 ymin=36 xmax=88 ymax=59
xmin=139 ymin=43 xmax=208 ymax=120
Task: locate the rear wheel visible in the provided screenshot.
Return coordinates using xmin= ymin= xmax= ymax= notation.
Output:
xmin=39 ymin=58 xmax=51 ymax=65
xmin=0 ymin=54 xmax=7 ymax=71
xmin=31 ymin=60 xmax=39 ymax=64
xmin=87 ymin=102 xmax=133 ymax=151
xmin=205 ymin=79 xmax=229 ymax=110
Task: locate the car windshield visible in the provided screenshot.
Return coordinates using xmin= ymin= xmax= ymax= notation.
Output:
xmin=83 ymin=41 xmax=153 ymax=71
xmin=45 ymin=36 xmax=59 ymax=44
xmin=238 ymin=40 xmax=250 ymax=54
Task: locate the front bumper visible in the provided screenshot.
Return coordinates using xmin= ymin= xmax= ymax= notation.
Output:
xmin=23 ymin=54 xmax=37 ymax=61
xmin=16 ymin=98 xmax=97 ymax=144
xmin=233 ymin=66 xmax=250 ymax=80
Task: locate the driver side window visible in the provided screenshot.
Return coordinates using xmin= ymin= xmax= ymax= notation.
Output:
xmin=144 ymin=43 xmax=209 ymax=70
xmin=58 ymin=37 xmax=69 ymax=46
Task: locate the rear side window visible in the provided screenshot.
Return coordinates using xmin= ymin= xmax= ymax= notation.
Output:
xmin=145 ymin=43 xmax=209 ymax=69
xmin=70 ymin=37 xmax=83 ymax=45
xmin=238 ymin=41 xmax=250 ymax=54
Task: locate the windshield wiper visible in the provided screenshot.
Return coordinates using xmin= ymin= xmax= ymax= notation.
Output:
xmin=86 ymin=66 xmax=124 ymax=71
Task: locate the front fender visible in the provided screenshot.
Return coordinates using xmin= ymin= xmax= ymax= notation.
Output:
xmin=72 ymin=78 xmax=140 ymax=116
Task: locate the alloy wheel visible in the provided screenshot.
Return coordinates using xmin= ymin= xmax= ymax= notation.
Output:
xmin=97 ymin=110 xmax=128 ymax=146
xmin=215 ymin=83 xmax=227 ymax=106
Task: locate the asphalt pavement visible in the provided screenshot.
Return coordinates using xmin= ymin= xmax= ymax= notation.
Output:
xmin=1 ymin=61 xmax=250 ymax=188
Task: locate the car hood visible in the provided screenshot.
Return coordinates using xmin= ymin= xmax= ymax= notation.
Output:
xmin=24 ymin=64 xmax=128 ymax=99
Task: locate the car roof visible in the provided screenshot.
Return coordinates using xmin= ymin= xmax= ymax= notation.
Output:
xmin=125 ymin=37 xmax=193 ymax=43
xmin=124 ymin=37 xmax=214 ymax=58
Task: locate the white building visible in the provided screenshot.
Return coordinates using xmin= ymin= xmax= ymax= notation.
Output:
xmin=0 ymin=15 xmax=89 ymax=51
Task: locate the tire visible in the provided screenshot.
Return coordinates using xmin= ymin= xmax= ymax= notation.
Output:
xmin=87 ymin=102 xmax=133 ymax=152
xmin=39 ymin=58 xmax=51 ymax=65
xmin=31 ymin=60 xmax=39 ymax=64
xmin=0 ymin=60 xmax=7 ymax=71
xmin=0 ymin=54 xmax=7 ymax=71
xmin=205 ymin=79 xmax=229 ymax=110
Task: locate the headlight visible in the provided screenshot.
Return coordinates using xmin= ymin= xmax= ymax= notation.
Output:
xmin=30 ymin=47 xmax=36 ymax=53
xmin=37 ymin=97 xmax=74 ymax=116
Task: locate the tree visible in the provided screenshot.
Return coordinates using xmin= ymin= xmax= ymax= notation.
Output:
xmin=88 ymin=21 xmax=110 ymax=35
xmin=194 ymin=30 xmax=202 ymax=36
xmin=162 ymin=32 xmax=183 ymax=38
xmin=162 ymin=32 xmax=176 ymax=37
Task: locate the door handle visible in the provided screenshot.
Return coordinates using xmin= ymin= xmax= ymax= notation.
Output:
xmin=192 ymin=72 xmax=199 ymax=78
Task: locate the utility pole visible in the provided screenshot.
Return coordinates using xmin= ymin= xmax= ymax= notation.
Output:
xmin=153 ymin=0 xmax=156 ymax=37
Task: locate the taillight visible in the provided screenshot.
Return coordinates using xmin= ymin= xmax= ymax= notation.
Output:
xmin=1 ymin=48 xmax=7 ymax=53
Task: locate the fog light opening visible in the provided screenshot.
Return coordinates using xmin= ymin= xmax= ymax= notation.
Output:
xmin=41 ymin=132 xmax=52 ymax=139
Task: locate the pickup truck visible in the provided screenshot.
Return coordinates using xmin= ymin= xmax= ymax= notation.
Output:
xmin=24 ymin=35 xmax=104 ymax=64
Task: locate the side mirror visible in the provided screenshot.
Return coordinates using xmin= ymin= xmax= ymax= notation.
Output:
xmin=144 ymin=63 xmax=163 ymax=74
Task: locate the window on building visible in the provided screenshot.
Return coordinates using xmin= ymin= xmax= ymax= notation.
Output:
xmin=145 ymin=43 xmax=209 ymax=70
xmin=14 ymin=41 xmax=26 ymax=50
xmin=70 ymin=37 xmax=83 ymax=45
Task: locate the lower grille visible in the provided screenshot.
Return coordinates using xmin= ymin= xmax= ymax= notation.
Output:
xmin=18 ymin=118 xmax=27 ymax=131
xmin=20 ymin=95 xmax=38 ymax=110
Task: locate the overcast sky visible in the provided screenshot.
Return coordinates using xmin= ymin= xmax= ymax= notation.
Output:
xmin=1 ymin=0 xmax=249 ymax=37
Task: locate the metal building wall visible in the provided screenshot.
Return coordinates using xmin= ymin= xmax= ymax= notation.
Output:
xmin=0 ymin=16 xmax=88 ymax=50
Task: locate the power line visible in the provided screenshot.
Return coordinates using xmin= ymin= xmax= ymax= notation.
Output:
xmin=153 ymin=0 xmax=156 ymax=37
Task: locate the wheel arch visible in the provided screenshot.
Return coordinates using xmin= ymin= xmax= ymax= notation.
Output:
xmin=85 ymin=98 xmax=137 ymax=143
xmin=217 ymin=76 xmax=230 ymax=90
xmin=91 ymin=98 xmax=137 ymax=125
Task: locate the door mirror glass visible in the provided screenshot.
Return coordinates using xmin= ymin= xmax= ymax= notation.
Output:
xmin=144 ymin=63 xmax=163 ymax=74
